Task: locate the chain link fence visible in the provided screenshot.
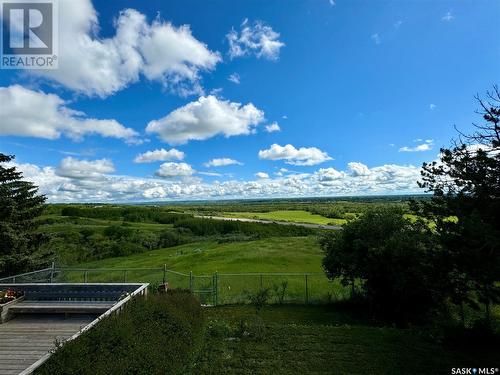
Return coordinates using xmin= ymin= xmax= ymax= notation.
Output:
xmin=1 ymin=266 xmax=354 ymax=306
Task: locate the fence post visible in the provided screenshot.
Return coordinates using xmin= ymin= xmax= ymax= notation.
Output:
xmin=260 ymin=274 xmax=263 ymax=289
xmin=305 ymin=274 xmax=309 ymax=304
xmin=163 ymin=264 xmax=167 ymax=284
xmin=84 ymin=271 xmax=88 ymax=283
xmin=50 ymin=262 xmax=55 ymax=283
xmin=123 ymin=270 xmax=127 ymax=283
xmin=214 ymin=272 xmax=218 ymax=307
xmin=189 ymin=271 xmax=193 ymax=293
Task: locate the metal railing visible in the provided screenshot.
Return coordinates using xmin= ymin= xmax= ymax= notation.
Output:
xmin=1 ymin=265 xmax=354 ymax=306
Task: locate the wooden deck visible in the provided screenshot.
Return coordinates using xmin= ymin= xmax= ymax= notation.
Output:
xmin=0 ymin=314 xmax=96 ymax=375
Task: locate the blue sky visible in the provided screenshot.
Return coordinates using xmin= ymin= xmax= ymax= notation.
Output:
xmin=0 ymin=0 xmax=499 ymax=201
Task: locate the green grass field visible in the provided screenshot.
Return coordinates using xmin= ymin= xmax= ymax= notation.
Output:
xmin=75 ymin=236 xmax=322 ymax=273
xmin=222 ymin=210 xmax=347 ymax=225
xmin=57 ymin=236 xmax=352 ymax=304
xmin=196 ymin=305 xmax=497 ymax=374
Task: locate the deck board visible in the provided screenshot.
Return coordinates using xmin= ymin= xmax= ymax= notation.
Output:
xmin=0 ymin=314 xmax=96 ymax=375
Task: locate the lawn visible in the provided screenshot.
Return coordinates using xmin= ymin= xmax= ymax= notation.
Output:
xmin=196 ymin=305 xmax=498 ymax=374
xmin=222 ymin=210 xmax=347 ymax=226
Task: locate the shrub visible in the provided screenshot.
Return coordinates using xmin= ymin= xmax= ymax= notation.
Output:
xmin=321 ymin=207 xmax=441 ymax=324
xmin=173 ymin=217 xmax=313 ymax=238
xmin=36 ymin=291 xmax=204 ymax=375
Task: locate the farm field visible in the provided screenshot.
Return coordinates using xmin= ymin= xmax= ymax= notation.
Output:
xmin=220 ymin=210 xmax=347 ymax=226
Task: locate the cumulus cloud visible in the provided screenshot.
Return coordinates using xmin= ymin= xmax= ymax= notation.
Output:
xmin=55 ymin=157 xmax=115 ymax=179
xmin=203 ymin=158 xmax=243 ymax=167
xmin=348 ymin=162 xmax=371 ymax=177
xmin=227 ymin=19 xmax=285 ymax=60
xmin=228 ymin=73 xmax=241 ymax=84
xmin=258 ymin=144 xmax=332 ymax=166
xmin=399 ymin=139 xmax=434 ymax=152
xmin=265 ymin=122 xmax=281 ymax=133
xmin=255 ymin=172 xmax=269 ymax=179
xmin=10 ymin=157 xmax=423 ymax=202
xmin=0 ymin=85 xmax=139 ymax=142
xmin=28 ymin=1 xmax=220 ymax=97
xmin=134 ymin=148 xmax=184 ymax=163
xmin=429 ymin=104 xmax=437 ymax=110
xmin=155 ymin=162 xmax=195 ymax=178
xmin=316 ymin=167 xmax=345 ymax=182
xmin=146 ymin=95 xmax=265 ymax=144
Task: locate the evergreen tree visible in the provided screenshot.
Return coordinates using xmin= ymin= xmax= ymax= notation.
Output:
xmin=0 ymin=154 xmax=47 ymax=277
xmin=411 ymin=86 xmax=500 ymax=325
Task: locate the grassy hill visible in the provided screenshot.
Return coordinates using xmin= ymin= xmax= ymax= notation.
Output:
xmin=58 ymin=236 xmax=352 ymax=305
xmin=76 ymin=236 xmax=322 ymax=274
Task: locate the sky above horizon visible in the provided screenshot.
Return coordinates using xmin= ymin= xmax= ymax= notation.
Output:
xmin=0 ymin=0 xmax=499 ymax=202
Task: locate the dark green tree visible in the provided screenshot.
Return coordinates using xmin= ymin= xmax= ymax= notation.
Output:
xmin=321 ymin=207 xmax=441 ymax=324
xmin=0 ymin=154 xmax=47 ymax=276
xmin=411 ymin=86 xmax=500 ymax=325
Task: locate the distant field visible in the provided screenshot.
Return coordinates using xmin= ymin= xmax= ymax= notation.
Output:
xmin=222 ymin=210 xmax=347 ymax=226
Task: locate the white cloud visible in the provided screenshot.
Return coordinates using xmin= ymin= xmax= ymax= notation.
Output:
xmin=329 ymin=0 xmax=336 ymax=5
xmin=316 ymin=167 xmax=345 ymax=182
xmin=0 ymin=85 xmax=139 ymax=142
xmin=255 ymin=172 xmax=269 ymax=179
xmin=399 ymin=139 xmax=434 ymax=152
xmin=441 ymin=11 xmax=454 ymax=22
xmin=134 ymin=148 xmax=184 ymax=163
xmin=258 ymin=144 xmax=332 ymax=166
xmin=429 ymin=104 xmax=437 ymax=110
xmin=265 ymin=122 xmax=281 ymax=133
xmin=228 ymin=73 xmax=241 ymax=84
xmin=210 ymin=87 xmax=223 ymax=96
xmin=155 ymin=162 xmax=195 ymax=178
xmin=146 ymin=95 xmax=265 ymax=144
xmin=28 ymin=1 xmax=220 ymax=97
xmin=9 ymin=157 xmax=423 ymax=202
xmin=348 ymin=162 xmax=371 ymax=177
xmin=371 ymin=33 xmax=381 ymax=45
xmin=198 ymin=171 xmax=223 ymax=177
xmin=204 ymin=158 xmax=243 ymax=167
xmin=55 ymin=157 xmax=115 ymax=179
xmin=227 ymin=19 xmax=285 ymax=61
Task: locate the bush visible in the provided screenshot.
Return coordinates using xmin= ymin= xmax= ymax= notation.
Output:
xmin=321 ymin=207 xmax=441 ymax=324
xmin=173 ymin=217 xmax=313 ymax=238
xmin=36 ymin=291 xmax=204 ymax=375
